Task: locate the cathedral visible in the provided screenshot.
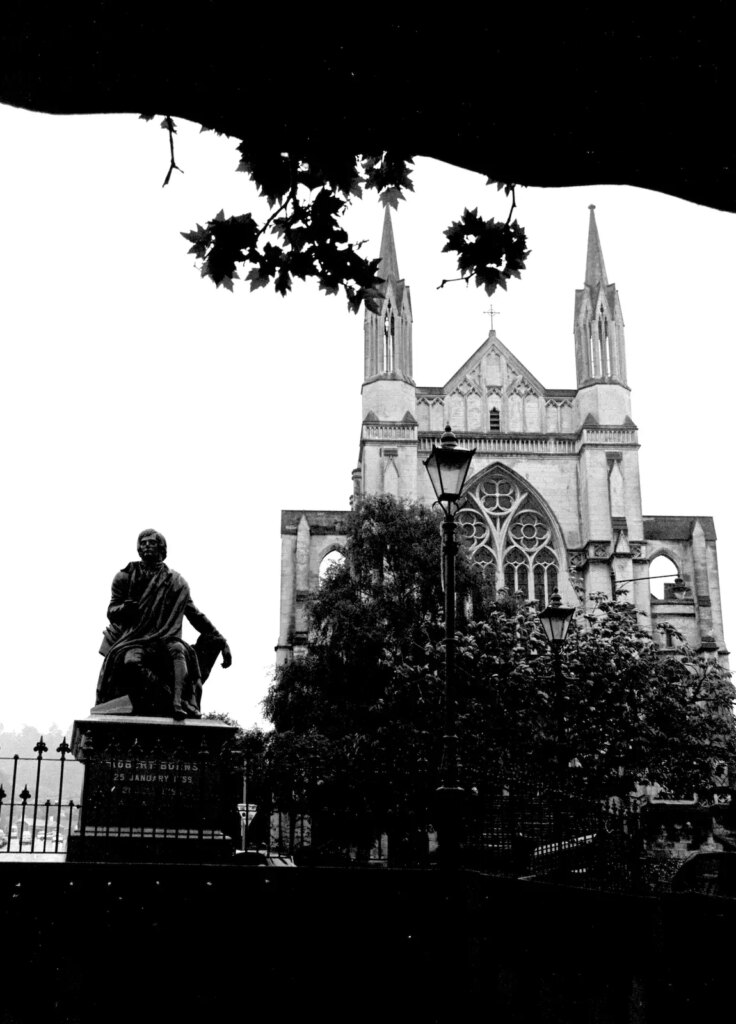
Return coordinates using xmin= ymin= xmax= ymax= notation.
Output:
xmin=276 ymin=207 xmax=728 ymax=666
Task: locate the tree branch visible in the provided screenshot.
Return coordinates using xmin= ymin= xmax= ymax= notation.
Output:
xmin=162 ymin=115 xmax=183 ymax=187
xmin=504 ymin=185 xmax=518 ymax=226
xmin=258 ymin=173 xmax=299 ymax=239
xmin=436 ymin=275 xmax=470 ymax=290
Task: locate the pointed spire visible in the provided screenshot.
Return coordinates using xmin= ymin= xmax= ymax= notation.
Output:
xmin=584 ymin=204 xmax=608 ymax=287
xmin=574 ymin=205 xmax=627 ymax=388
xmin=363 ymin=206 xmax=413 ymax=385
xmin=377 ymin=206 xmax=400 ymax=282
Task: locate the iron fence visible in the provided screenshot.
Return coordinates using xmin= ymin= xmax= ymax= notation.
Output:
xmin=240 ymin=767 xmax=647 ymax=887
xmin=462 ymin=788 xmax=644 ymax=892
xmin=1 ymin=733 xmax=243 ymax=861
xmin=0 ymin=742 xmax=677 ymax=890
xmin=0 ymin=738 xmax=83 ymax=855
xmin=239 ymin=784 xmax=313 ymax=863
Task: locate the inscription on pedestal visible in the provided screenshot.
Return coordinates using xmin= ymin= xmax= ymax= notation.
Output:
xmin=69 ymin=716 xmax=242 ymax=860
xmin=83 ymin=754 xmax=217 ymax=829
xmin=111 ymin=757 xmax=199 ymax=791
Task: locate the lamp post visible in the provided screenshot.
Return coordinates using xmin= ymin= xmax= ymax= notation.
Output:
xmin=423 ymin=424 xmax=475 ymax=868
xmin=538 ymin=590 xmax=576 ymax=871
xmin=538 ymin=590 xmax=576 ymax=772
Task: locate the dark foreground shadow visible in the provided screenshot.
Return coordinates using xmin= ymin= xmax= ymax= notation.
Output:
xmin=0 ymin=862 xmax=733 ymax=1024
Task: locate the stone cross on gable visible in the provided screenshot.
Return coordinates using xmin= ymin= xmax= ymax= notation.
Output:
xmin=484 ymin=304 xmax=501 ymax=330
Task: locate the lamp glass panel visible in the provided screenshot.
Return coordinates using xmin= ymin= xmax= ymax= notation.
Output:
xmin=438 ymin=460 xmax=466 ymax=499
xmin=424 ymin=451 xmax=443 ymax=501
xmin=539 ymin=607 xmax=574 ymax=643
xmin=437 ymin=449 xmax=473 ymax=499
xmin=451 ymin=448 xmax=474 ymax=495
xmin=424 ymin=445 xmax=474 ymax=501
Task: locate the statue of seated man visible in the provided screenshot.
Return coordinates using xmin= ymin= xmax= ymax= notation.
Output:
xmin=95 ymin=529 xmax=232 ymax=719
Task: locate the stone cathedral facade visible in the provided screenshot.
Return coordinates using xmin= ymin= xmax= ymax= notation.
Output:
xmin=276 ymin=207 xmax=728 ymax=666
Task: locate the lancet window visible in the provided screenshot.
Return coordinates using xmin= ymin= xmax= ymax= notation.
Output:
xmin=383 ymin=304 xmax=395 ymax=373
xmin=587 ymin=319 xmax=597 ymax=377
xmin=456 ymin=471 xmax=559 ymax=604
xmin=598 ymin=310 xmax=610 ymax=376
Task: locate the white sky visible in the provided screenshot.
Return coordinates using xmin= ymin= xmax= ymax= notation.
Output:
xmin=0 ymin=103 xmax=734 ymax=736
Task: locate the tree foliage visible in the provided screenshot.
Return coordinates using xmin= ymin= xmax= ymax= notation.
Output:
xmin=265 ymin=494 xmax=487 ymax=735
xmin=143 ymin=116 xmax=529 ymax=308
xmin=262 ymin=496 xmax=736 ymax=851
xmin=403 ymin=595 xmax=736 ymax=796
xmin=441 ymin=201 xmax=529 ymax=295
xmin=264 ymin=495 xmax=486 ymax=848
xmin=202 ymin=710 xmax=267 ymax=761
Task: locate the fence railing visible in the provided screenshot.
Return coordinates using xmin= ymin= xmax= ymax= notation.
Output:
xmin=238 ymin=770 xmax=647 ymax=887
xmin=462 ymin=790 xmax=644 ymax=892
xmin=0 ymin=742 xmax=701 ymax=893
xmin=0 ymin=738 xmax=83 ymax=855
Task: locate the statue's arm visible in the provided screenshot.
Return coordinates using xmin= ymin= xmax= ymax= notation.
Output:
xmin=185 ymin=600 xmax=232 ymax=668
xmin=107 ymin=570 xmax=137 ymax=625
xmin=183 ymin=600 xmax=222 ymax=637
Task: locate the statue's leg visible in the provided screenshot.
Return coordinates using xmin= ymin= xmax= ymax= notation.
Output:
xmin=167 ymin=640 xmax=202 ymax=720
xmin=183 ymin=678 xmax=203 ymax=718
xmin=123 ymin=647 xmax=158 ymax=714
xmin=170 ymin=643 xmax=189 ymax=720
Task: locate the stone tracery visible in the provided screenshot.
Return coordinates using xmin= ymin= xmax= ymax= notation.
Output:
xmin=457 ymin=471 xmax=559 ymax=604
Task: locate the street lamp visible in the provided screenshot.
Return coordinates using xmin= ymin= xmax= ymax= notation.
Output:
xmin=538 ymin=589 xmax=575 ymax=772
xmin=423 ymin=424 xmax=475 ymax=868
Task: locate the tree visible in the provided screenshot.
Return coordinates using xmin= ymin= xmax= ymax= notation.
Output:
xmin=265 ymin=495 xmax=488 ymax=858
xmin=202 ymin=710 xmax=267 ymax=763
xmin=264 ymin=497 xmax=736 ymax=857
xmin=404 ymin=595 xmax=736 ymax=797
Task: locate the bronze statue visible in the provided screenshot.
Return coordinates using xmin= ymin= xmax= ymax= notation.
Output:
xmin=96 ymin=529 xmax=232 ymax=719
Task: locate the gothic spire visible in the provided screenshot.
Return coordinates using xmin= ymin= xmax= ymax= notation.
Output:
xmin=574 ymin=206 xmax=626 ymax=388
xmin=377 ymin=205 xmax=400 ymax=283
xmin=363 ymin=206 xmax=413 ymax=385
xmin=584 ymin=204 xmax=609 ymax=287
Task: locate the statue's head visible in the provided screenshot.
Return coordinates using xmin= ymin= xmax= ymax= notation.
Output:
xmin=137 ymin=529 xmax=167 ymax=563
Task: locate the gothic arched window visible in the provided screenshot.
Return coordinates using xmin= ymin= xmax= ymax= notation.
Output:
xmin=319 ymin=549 xmax=345 ymax=582
xmin=598 ymin=311 xmax=610 ymax=376
xmin=457 ymin=471 xmax=559 ymax=604
xmin=489 ymin=407 xmax=500 ymax=431
xmin=383 ymin=304 xmax=395 ymax=373
xmin=587 ymin=318 xmax=596 ymax=377
xmin=648 ymin=554 xmax=679 ymax=600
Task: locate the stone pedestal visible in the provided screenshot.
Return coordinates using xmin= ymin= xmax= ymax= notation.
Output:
xmin=67 ymin=716 xmax=241 ymax=863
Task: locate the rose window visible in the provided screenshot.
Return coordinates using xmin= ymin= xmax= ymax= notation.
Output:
xmin=509 ymin=511 xmax=552 ymax=552
xmin=457 ymin=509 xmax=488 ymax=547
xmin=477 ymin=477 xmax=516 ymax=518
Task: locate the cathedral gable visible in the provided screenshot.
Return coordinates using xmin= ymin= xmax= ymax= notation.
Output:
xmin=417 ymin=334 xmax=553 ymax=434
xmin=444 ymin=335 xmax=545 ymax=398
